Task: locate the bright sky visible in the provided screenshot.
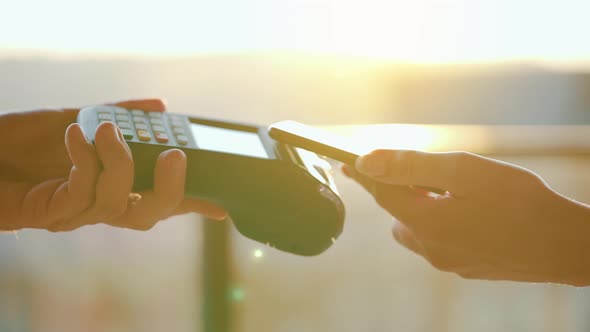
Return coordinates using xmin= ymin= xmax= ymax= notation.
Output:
xmin=1 ymin=0 xmax=590 ymax=63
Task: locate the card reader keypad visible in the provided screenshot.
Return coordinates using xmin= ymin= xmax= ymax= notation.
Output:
xmin=95 ymin=107 xmax=190 ymax=146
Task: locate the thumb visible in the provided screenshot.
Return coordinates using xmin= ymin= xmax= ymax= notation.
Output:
xmin=355 ymin=149 xmax=469 ymax=196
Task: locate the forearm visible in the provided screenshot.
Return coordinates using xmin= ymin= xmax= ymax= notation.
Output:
xmin=0 ymin=109 xmax=77 ymax=178
xmin=0 ymin=108 xmax=78 ymax=151
xmin=550 ymin=190 xmax=590 ymax=286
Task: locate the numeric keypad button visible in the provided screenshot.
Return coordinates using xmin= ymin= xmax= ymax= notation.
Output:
xmin=117 ymin=121 xmax=132 ymax=129
xmin=175 ymin=135 xmax=188 ymax=145
xmin=98 ymin=113 xmax=113 ymax=120
xmin=151 ymin=125 xmax=165 ymax=132
xmin=137 ymin=130 xmax=152 ymax=142
xmin=133 ymin=116 xmax=147 ymax=123
xmin=121 ymin=129 xmax=135 ymax=140
xmin=172 ymin=127 xmax=185 ymax=135
xmin=155 ymin=132 xmax=169 ymax=143
xmin=170 ymin=119 xmax=184 ymax=128
xmin=150 ymin=118 xmax=164 ymax=125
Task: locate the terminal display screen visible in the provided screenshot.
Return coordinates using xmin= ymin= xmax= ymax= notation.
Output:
xmin=190 ymin=123 xmax=269 ymax=159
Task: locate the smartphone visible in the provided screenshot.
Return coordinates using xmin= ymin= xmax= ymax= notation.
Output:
xmin=268 ymin=120 xmax=446 ymax=195
xmin=268 ymin=120 xmax=363 ymax=165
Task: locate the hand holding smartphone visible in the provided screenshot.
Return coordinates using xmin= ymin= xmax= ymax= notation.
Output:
xmin=268 ymin=120 xmax=446 ymax=195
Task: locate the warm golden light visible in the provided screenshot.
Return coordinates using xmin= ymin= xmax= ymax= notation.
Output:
xmin=328 ymin=0 xmax=590 ymax=64
xmin=1 ymin=0 xmax=590 ymax=65
xmin=327 ymin=125 xmax=590 ymax=155
xmin=327 ymin=124 xmax=456 ymax=153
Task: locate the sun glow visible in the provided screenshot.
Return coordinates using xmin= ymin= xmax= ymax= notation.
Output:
xmin=1 ymin=0 xmax=590 ymax=65
xmin=326 ymin=124 xmax=493 ymax=153
xmin=326 ymin=124 xmax=590 ymax=155
xmin=327 ymin=125 xmax=443 ymax=153
xmin=327 ymin=0 xmax=590 ymax=64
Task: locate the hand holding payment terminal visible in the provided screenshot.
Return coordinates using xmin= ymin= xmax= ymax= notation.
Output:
xmin=77 ymin=106 xmax=344 ymax=256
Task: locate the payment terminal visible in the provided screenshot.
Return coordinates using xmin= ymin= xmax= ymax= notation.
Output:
xmin=77 ymin=105 xmax=344 ymax=256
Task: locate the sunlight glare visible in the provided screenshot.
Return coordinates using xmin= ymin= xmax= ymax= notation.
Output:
xmin=1 ymin=0 xmax=590 ymax=64
xmin=327 ymin=124 xmax=493 ymax=153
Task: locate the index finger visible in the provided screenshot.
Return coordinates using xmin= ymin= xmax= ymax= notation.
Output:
xmin=343 ymin=164 xmax=449 ymax=226
xmin=61 ymin=98 xmax=167 ymax=114
xmin=355 ymin=150 xmax=485 ymax=197
xmin=112 ymin=99 xmax=167 ymax=113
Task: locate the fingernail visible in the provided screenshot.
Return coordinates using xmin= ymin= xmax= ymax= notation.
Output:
xmin=355 ymin=153 xmax=387 ymax=177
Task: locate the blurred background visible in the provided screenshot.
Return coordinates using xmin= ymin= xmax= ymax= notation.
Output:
xmin=1 ymin=0 xmax=590 ymax=331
